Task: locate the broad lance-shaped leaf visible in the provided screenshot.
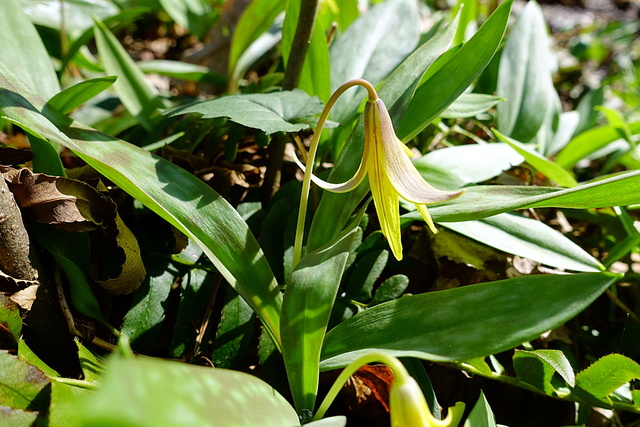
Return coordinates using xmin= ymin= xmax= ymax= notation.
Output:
xmin=320 ymin=272 xmax=619 ymax=369
xmin=93 ymin=17 xmax=165 ymax=130
xmin=494 ymin=130 xmax=578 ymax=188
xmin=442 ymin=213 xmax=603 ymax=272
xmin=81 ymin=356 xmax=300 ymax=427
xmin=404 ymin=169 xmax=640 ymax=224
xmin=496 ymin=1 xmax=554 ymax=144
xmin=281 ymin=227 xmax=358 ymax=413
xmin=329 ymin=0 xmax=420 ymax=122
xmin=0 ymin=0 xmax=60 ymax=99
xmin=164 ymin=89 xmax=324 ymax=135
xmin=228 ymin=0 xmax=284 ymax=87
xmin=0 ymin=61 xmax=283 ymax=348
xmin=397 ymin=0 xmax=512 ymax=141
xmin=48 ymin=76 xmax=117 ymax=115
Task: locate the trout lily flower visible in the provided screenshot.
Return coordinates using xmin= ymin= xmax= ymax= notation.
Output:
xmin=390 ymin=374 xmax=465 ymax=427
xmin=313 ymin=351 xmax=465 ymax=426
xmin=295 ymin=79 xmax=463 ymax=261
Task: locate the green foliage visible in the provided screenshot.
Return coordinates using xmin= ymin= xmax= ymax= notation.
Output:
xmin=0 ymin=0 xmax=639 ymax=425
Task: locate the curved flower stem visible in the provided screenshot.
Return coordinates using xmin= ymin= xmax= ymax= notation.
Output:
xmin=312 ymin=351 xmax=407 ymax=421
xmin=292 ymin=79 xmax=378 ymax=268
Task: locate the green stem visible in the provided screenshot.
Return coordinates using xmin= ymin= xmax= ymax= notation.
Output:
xmin=313 ymin=351 xmax=407 ymax=421
xmin=292 ymin=79 xmax=377 ymax=268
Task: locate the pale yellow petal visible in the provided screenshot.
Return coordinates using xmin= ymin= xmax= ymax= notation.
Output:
xmin=416 ymin=204 xmax=438 ymax=234
xmin=371 ymin=99 xmax=464 ymax=204
xmin=292 ymin=145 xmax=369 ymax=193
xmin=367 ymin=102 xmax=403 ymax=260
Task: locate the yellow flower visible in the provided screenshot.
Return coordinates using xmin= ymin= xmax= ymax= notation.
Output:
xmin=390 ymin=375 xmax=465 ymax=427
xmin=301 ymin=96 xmax=463 ymax=260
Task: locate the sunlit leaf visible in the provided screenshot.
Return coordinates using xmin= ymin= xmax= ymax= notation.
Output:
xmin=81 ymin=357 xmax=300 ymax=427
xmin=320 ymin=272 xmax=619 ymax=369
xmin=442 ymin=213 xmax=603 ymax=272
xmin=164 ymin=89 xmax=323 ymax=134
xmin=281 ymin=228 xmax=358 ymax=412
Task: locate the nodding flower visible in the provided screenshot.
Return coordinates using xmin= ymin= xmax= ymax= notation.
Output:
xmin=295 ymin=80 xmax=463 ymax=261
xmin=390 ymin=374 xmax=465 ymax=427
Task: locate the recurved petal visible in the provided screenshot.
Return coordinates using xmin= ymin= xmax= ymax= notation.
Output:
xmin=291 ymin=148 xmax=368 ymax=193
xmin=370 ymin=99 xmax=464 ymax=205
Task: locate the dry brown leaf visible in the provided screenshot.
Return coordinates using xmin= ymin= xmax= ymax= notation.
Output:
xmin=9 ymin=284 xmax=39 ymax=310
xmin=2 ymin=167 xmax=145 ymax=295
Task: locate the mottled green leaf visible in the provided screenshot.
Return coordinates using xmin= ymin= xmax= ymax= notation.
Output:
xmin=0 ymin=351 xmax=50 ymax=410
xmin=164 ymin=90 xmax=323 ymax=134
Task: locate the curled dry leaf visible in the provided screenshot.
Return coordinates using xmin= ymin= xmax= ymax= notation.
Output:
xmin=1 ymin=167 xmax=145 ymax=295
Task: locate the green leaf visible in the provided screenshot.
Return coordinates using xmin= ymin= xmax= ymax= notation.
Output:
xmin=496 ymin=1 xmax=554 ymax=144
xmin=413 ymin=143 xmax=524 ymax=191
xmin=49 ymin=381 xmax=89 ymax=427
xmin=77 ymin=341 xmax=104 ymax=385
xmin=93 ymin=17 xmax=164 ymax=129
xmin=211 ymin=291 xmax=255 ymax=369
xmin=228 ymin=0 xmax=285 ymax=88
xmin=18 ymin=338 xmax=59 ymax=378
xmin=281 ymin=0 xmax=330 ymax=101
xmin=137 ymin=60 xmax=225 ymax=85
xmin=597 ymin=106 xmax=634 ymax=145
xmin=0 ymin=294 xmax=21 ymax=344
xmin=513 ymin=349 xmax=575 ymax=395
xmin=61 ymin=8 xmax=149 ymax=74
xmin=121 ymin=266 xmax=175 ymax=353
xmin=307 ymin=10 xmax=461 ymax=252
xmin=0 ymin=351 xmax=50 ymax=410
xmin=556 ymin=122 xmax=640 ymax=169
xmin=575 ymin=354 xmax=640 ymax=404
xmin=158 ymin=0 xmax=210 ymax=36
xmin=440 ymin=93 xmax=504 ymax=119
xmin=48 ymin=76 xmax=117 ymax=115
xmin=494 ymin=129 xmax=578 ymax=187
xmin=328 ymin=0 xmax=420 ymax=122
xmin=169 ymin=268 xmax=217 ymax=358
xmin=0 ymin=408 xmax=38 ymax=427
xmin=164 ymin=90 xmax=323 ymax=135
xmin=464 ymin=392 xmax=496 ymax=427
xmin=21 ymin=0 xmax=120 ymax=33
xmin=304 ymin=416 xmax=347 ymax=426
xmin=319 ymin=272 xmax=619 ymax=369
xmin=30 ymin=225 xmax=113 ymax=329
xmin=346 ymin=250 xmax=388 ymax=302
xmin=0 ymin=66 xmax=283 ymax=349
xmin=0 ymin=0 xmax=60 ymax=99
xmin=405 ymin=170 xmax=640 ymax=223
xmin=81 ymin=356 xmax=300 ymax=427
xmin=281 ymin=228 xmax=358 ymax=412
xmin=370 ymin=275 xmax=409 ymax=306
xmin=397 ymin=0 xmax=512 ymax=141
xmin=442 ymin=213 xmax=604 ymax=272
